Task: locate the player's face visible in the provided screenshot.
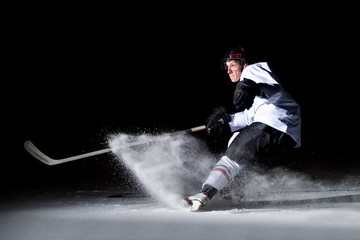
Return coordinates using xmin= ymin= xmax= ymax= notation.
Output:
xmin=226 ymin=60 xmax=242 ymax=82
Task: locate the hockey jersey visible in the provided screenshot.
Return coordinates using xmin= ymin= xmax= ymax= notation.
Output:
xmin=228 ymin=62 xmax=301 ymax=147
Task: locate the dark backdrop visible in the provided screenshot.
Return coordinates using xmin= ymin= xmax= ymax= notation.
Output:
xmin=4 ymin=7 xmax=358 ymax=192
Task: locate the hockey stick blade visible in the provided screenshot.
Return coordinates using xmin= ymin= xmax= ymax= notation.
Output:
xmin=24 ymin=141 xmax=112 ymax=166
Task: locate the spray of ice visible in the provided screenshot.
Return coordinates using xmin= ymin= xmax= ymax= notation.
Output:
xmin=108 ymin=133 xmax=215 ymax=209
xmin=108 ymin=131 xmax=359 ymax=209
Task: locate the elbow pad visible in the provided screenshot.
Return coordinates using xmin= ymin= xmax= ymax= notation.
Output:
xmin=233 ymin=78 xmax=260 ymax=111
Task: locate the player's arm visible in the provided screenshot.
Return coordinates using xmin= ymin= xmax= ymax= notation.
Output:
xmin=233 ymin=78 xmax=282 ymax=111
xmin=233 ymin=78 xmax=260 ymax=111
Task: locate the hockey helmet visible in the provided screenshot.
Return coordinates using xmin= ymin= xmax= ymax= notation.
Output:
xmin=221 ymin=46 xmax=246 ymax=70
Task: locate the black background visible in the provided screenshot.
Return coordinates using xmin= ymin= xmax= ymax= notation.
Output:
xmin=4 ymin=5 xmax=358 ymax=192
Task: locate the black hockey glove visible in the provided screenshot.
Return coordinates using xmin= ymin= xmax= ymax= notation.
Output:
xmin=233 ymin=78 xmax=260 ymax=111
xmin=205 ymin=106 xmax=231 ymax=136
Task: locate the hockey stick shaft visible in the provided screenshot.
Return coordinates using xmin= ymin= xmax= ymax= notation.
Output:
xmin=24 ymin=125 xmax=207 ymax=166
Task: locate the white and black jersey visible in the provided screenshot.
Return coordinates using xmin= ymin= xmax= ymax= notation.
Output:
xmin=228 ymin=62 xmax=301 ymax=147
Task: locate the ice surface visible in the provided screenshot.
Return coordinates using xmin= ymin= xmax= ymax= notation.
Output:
xmin=1 ymin=189 xmax=360 ymax=240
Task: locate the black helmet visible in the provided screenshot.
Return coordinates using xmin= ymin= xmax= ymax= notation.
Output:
xmin=221 ymin=46 xmax=246 ymax=70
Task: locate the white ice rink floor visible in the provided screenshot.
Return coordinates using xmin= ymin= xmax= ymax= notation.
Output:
xmin=1 ymin=188 xmax=360 ymax=240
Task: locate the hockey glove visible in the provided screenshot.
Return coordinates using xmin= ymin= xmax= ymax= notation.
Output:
xmin=205 ymin=106 xmax=231 ymax=136
xmin=233 ymin=78 xmax=260 ymax=111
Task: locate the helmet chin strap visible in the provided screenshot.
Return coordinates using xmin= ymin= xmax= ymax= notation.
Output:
xmin=237 ymin=63 xmax=247 ymax=82
xmin=240 ymin=64 xmax=245 ymax=73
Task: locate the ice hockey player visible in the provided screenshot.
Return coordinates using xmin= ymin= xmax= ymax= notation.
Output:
xmin=186 ymin=46 xmax=301 ymax=211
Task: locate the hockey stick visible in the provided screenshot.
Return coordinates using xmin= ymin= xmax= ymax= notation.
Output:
xmin=24 ymin=125 xmax=207 ymax=166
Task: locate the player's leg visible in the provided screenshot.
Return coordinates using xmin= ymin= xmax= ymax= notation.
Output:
xmin=186 ymin=123 xmax=264 ymax=210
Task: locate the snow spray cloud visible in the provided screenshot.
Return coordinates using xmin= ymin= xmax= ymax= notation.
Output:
xmin=109 ymin=132 xmax=360 ymax=208
xmin=109 ymin=133 xmax=215 ymax=209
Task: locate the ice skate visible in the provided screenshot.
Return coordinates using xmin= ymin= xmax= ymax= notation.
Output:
xmin=219 ymin=175 xmax=246 ymax=203
xmin=219 ymin=186 xmax=245 ymax=204
xmin=185 ymin=185 xmax=217 ymax=211
xmin=185 ymin=192 xmax=209 ymax=211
